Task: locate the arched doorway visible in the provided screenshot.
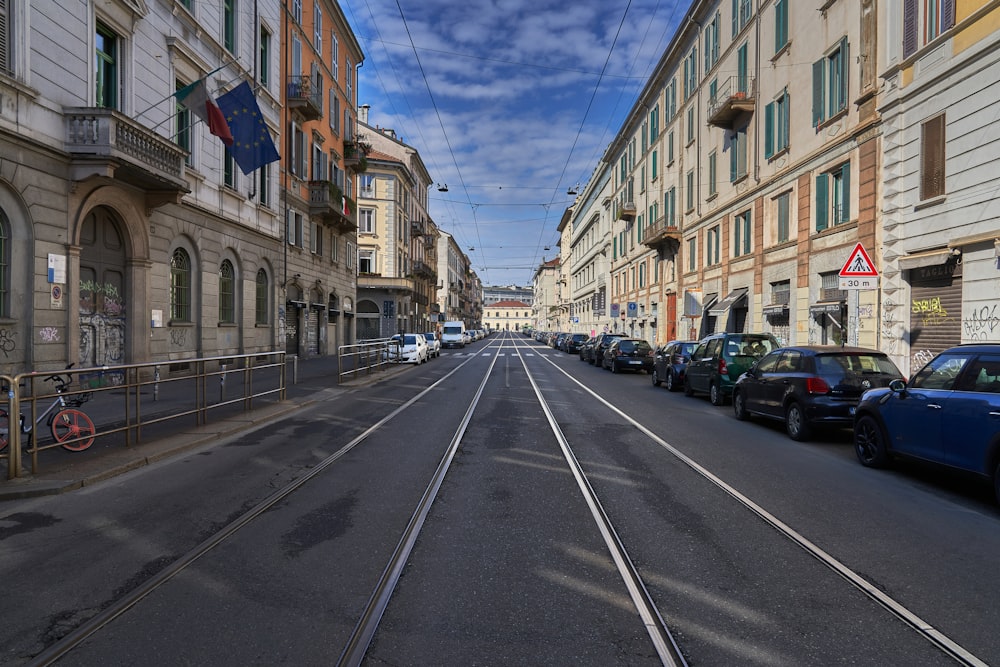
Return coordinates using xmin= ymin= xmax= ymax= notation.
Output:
xmin=356 ymin=299 xmax=380 ymax=340
xmin=79 ymin=207 xmax=127 ymax=369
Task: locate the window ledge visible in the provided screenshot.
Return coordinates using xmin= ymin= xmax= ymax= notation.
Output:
xmin=914 ymin=195 xmax=946 ymax=211
xmin=815 ymin=108 xmax=848 ymax=131
xmin=767 ymin=146 xmax=790 ymax=162
xmin=169 ymin=320 xmax=194 ymax=327
xmin=771 ymin=41 xmax=791 ymax=62
xmin=706 ymin=192 xmax=718 ymax=202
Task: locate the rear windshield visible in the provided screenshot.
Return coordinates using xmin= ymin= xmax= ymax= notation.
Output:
xmin=815 ymin=354 xmax=900 ymax=376
xmin=677 ymin=343 xmax=697 ymax=355
xmin=619 ymin=340 xmax=651 ymax=353
xmin=423 ymin=333 xmax=435 ymax=340
xmin=725 ymin=335 xmax=778 ymax=358
xmin=443 ymin=326 xmax=462 ymax=335
xmin=572 ymin=334 xmax=587 ymax=342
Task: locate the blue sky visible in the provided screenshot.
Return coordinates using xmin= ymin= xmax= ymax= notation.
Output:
xmin=342 ymin=0 xmax=693 ymax=287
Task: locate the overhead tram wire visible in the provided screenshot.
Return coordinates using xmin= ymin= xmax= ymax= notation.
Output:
xmin=393 ymin=0 xmax=491 ymax=284
xmin=529 ymin=0 xmax=636 ymax=283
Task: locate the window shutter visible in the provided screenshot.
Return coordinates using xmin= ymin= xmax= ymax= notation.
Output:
xmin=839 ymin=36 xmax=849 ymax=112
xmin=902 ymin=0 xmax=918 ymax=58
xmin=764 ymin=101 xmax=775 ymax=159
xmin=840 ymin=163 xmax=851 ymax=222
xmin=812 ymin=59 xmax=825 ymax=127
xmin=815 ymin=173 xmax=829 ymax=231
xmin=921 ymin=114 xmax=946 ymax=199
xmin=942 ymin=0 xmax=956 ymax=31
xmin=731 ymin=0 xmax=738 ymax=37
xmin=0 ymin=0 xmax=8 ymax=74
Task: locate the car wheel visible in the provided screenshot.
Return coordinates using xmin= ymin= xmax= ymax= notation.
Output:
xmin=665 ymin=372 xmax=675 ymax=392
xmin=709 ymin=382 xmax=724 ymax=406
xmin=733 ymin=390 xmax=749 ymax=421
xmin=854 ymin=415 xmax=890 ymax=467
xmin=684 ymin=377 xmax=694 ymax=397
xmin=652 ymin=369 xmax=661 ymax=386
xmin=785 ymin=402 xmax=811 ymax=441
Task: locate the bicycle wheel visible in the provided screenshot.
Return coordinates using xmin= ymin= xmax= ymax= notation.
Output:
xmin=0 ymin=410 xmax=8 ymax=452
xmin=52 ymin=409 xmax=96 ymax=452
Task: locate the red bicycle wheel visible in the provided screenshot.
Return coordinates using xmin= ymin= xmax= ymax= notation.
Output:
xmin=52 ymin=409 xmax=96 ymax=452
xmin=0 ymin=410 xmax=8 ymax=452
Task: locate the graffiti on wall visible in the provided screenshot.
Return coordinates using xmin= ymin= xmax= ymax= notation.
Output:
xmin=169 ymin=327 xmax=188 ymax=347
xmin=881 ymin=299 xmax=903 ymax=356
xmin=79 ymin=279 xmax=126 ymax=367
xmin=911 ymin=295 xmax=951 ymax=327
xmin=964 ymin=304 xmax=1000 ymax=341
xmin=0 ymin=329 xmax=15 ymax=358
xmin=38 ymin=327 xmax=59 ymax=343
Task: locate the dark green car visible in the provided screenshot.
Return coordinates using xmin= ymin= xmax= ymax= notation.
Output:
xmin=684 ymin=332 xmax=779 ymax=406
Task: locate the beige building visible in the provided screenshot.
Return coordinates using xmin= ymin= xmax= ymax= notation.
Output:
xmin=484 ymin=301 xmax=533 ymax=333
xmin=565 ymin=166 xmax=614 ymax=338
xmin=532 ymin=257 xmax=561 ymax=332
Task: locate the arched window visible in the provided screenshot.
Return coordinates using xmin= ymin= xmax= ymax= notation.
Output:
xmin=255 ymin=268 xmax=269 ymax=325
xmin=170 ymin=248 xmax=191 ymax=321
xmin=219 ymin=259 xmax=235 ymax=323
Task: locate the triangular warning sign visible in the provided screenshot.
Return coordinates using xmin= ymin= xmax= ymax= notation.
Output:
xmin=839 ymin=243 xmax=879 ymax=277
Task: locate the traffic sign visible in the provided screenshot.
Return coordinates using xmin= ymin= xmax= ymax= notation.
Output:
xmin=839 ymin=243 xmax=878 ymax=277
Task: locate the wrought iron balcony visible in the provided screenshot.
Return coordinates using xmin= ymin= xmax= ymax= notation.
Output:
xmin=356 ymin=275 xmax=415 ymax=293
xmin=309 ymin=180 xmax=356 ymax=232
xmin=641 ymin=217 xmax=681 ymax=251
xmin=412 ymin=260 xmax=435 ymax=279
xmin=707 ymin=76 xmax=756 ymax=128
xmin=286 ymin=75 xmax=322 ymax=121
xmin=65 ymin=108 xmax=189 ymax=208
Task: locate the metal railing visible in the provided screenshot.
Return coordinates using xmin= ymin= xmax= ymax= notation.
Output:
xmin=0 ymin=352 xmax=285 ymax=480
xmin=337 ymin=338 xmax=401 ymax=384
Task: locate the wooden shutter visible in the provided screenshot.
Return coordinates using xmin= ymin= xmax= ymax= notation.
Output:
xmin=903 ymin=0 xmax=919 ymax=58
xmin=815 ymin=173 xmax=829 ymax=231
xmin=764 ymin=101 xmax=774 ymax=159
xmin=840 ymin=163 xmax=851 ymax=223
xmin=942 ymin=0 xmax=956 ymax=31
xmin=921 ymin=114 xmax=946 ymax=200
xmin=0 ymin=0 xmax=9 ymax=74
xmin=812 ymin=59 xmax=825 ymax=127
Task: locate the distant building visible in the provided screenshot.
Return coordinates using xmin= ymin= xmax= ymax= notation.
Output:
xmin=484 ymin=301 xmax=533 ymax=333
xmin=484 ymin=286 xmax=533 ymax=307
xmin=532 ymin=258 xmax=561 ymax=331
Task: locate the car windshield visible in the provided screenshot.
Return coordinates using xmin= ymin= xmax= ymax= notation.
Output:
xmin=443 ymin=326 xmax=462 ymax=334
xmin=677 ymin=343 xmax=697 ymax=356
xmin=729 ymin=335 xmax=778 ymax=358
xmin=815 ymin=354 xmax=900 ymax=376
xmin=619 ymin=340 xmax=650 ymax=353
xmin=403 ymin=335 xmax=418 ymax=345
xmin=423 ymin=333 xmax=435 ymax=340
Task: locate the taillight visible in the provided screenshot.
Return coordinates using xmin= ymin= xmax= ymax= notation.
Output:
xmin=718 ymin=358 xmax=728 ymax=376
xmin=806 ymin=377 xmax=831 ymax=394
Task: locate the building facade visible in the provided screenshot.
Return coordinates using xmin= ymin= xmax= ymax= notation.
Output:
xmin=532 ymin=257 xmax=561 ymax=331
xmin=484 ymin=300 xmax=533 ymax=333
xmin=281 ymin=0 xmax=364 ymax=356
xmin=483 ymin=286 xmax=534 ymax=307
xmin=566 ymin=164 xmax=614 ymax=338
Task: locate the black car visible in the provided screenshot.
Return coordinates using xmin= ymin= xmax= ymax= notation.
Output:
xmin=564 ymin=333 xmax=589 ymax=354
xmin=586 ymin=333 xmax=625 ymax=365
xmin=602 ymin=338 xmax=654 ymax=373
xmin=652 ymin=340 xmax=698 ymax=391
xmin=578 ymin=337 xmax=596 ymax=361
xmin=732 ymin=345 xmax=904 ymax=441
xmin=685 ymin=332 xmax=780 ymax=405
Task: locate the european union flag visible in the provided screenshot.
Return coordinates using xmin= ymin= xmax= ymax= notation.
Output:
xmin=216 ymin=81 xmax=280 ymax=174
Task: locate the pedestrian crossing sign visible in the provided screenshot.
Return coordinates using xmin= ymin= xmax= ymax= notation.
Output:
xmin=839 ymin=243 xmax=878 ymax=277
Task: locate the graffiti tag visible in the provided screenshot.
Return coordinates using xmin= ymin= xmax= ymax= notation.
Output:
xmin=964 ymin=304 xmax=1000 ymax=341
xmin=39 ymin=327 xmax=59 ymax=343
xmin=912 ymin=296 xmax=949 ymax=326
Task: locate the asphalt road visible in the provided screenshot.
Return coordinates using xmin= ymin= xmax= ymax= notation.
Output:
xmin=0 ymin=333 xmax=997 ymax=665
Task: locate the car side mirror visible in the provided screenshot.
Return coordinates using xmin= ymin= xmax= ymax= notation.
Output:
xmin=888 ymin=378 xmax=906 ymax=393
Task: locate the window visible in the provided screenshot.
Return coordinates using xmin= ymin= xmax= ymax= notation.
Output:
xmin=649 ymin=105 xmax=659 ymax=140
xmin=292 ymin=0 xmax=302 ymax=23
xmin=331 ymin=33 xmax=339 ymax=80
xmin=686 ymin=170 xmax=695 ymax=211
xmin=358 ymin=248 xmax=374 ymax=273
xmin=330 ymin=234 xmax=339 ymax=263
xmin=812 ymin=38 xmax=849 ymax=127
xmin=330 ymin=91 xmax=339 ymax=133
xmin=223 ymin=146 xmax=235 ymax=188
xmin=258 ymin=163 xmax=270 ymax=206
xmin=765 ymin=89 xmax=790 ymax=159
xmin=346 ymin=241 xmax=356 ymax=269
xmin=259 ymin=26 xmax=270 ymax=87
xmin=651 ymin=149 xmax=658 ymax=180
xmin=730 ymin=124 xmax=748 ymax=182
xmin=683 ymin=47 xmax=698 ymax=99
xmin=346 ymin=56 xmax=353 ymax=103
xmin=774 ymin=0 xmax=789 ymax=53
xmin=706 ymin=226 xmax=721 ymax=265
xmin=287 ymin=210 xmax=303 ymax=246
xmin=639 ymin=262 xmax=646 ymax=289
xmin=255 ymin=269 xmax=269 ymax=325
xmin=903 ymin=0 xmax=956 ymax=58
xmin=920 ymin=113 xmax=945 ymax=200
xmin=708 ymin=151 xmax=717 ymax=197
xmin=734 ymin=210 xmax=751 ymax=257
xmin=223 ymin=0 xmax=235 ymax=53
xmin=219 ymin=260 xmax=235 ymax=323
xmin=732 ymin=0 xmax=753 ymax=37
xmin=686 ymin=107 xmax=695 ymax=144
xmin=1 ymin=0 xmax=14 ymax=75
xmin=359 ymin=208 xmax=374 ymax=234
xmin=667 ymin=131 xmax=675 ymax=164
xmin=816 ymin=163 xmax=851 ymax=231
xmin=737 ymin=42 xmax=750 ymax=94
xmin=313 ymin=5 xmax=322 ymax=50
xmin=95 ymin=23 xmax=118 ymax=109
xmin=664 ymin=187 xmax=676 ymax=227
xmin=704 ymin=12 xmax=720 ymax=72
xmin=0 ymin=210 xmax=8 ymax=317
xmin=775 ymin=191 xmax=790 ymax=243
xmin=289 ymin=122 xmax=306 ymax=176
xmin=666 ymin=78 xmax=677 ymax=119
xmin=687 ymin=237 xmax=697 ymax=272
xmin=175 ymin=81 xmax=191 ymax=162
xmin=170 ymin=248 xmax=191 ymax=321
xmin=360 ymin=174 xmax=374 ymax=197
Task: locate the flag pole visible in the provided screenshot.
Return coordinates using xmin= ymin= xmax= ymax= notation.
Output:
xmin=133 ymin=61 xmax=234 ymax=122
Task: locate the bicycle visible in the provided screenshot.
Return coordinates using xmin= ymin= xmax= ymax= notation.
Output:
xmin=0 ymin=367 xmax=97 ymax=453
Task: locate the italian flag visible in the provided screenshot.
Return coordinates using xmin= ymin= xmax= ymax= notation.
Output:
xmin=175 ymin=79 xmax=233 ymax=146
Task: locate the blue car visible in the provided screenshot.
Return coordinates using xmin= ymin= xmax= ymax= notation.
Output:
xmin=853 ymin=344 xmax=1000 ymax=502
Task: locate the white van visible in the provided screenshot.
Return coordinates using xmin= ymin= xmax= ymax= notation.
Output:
xmin=441 ymin=321 xmax=466 ymax=349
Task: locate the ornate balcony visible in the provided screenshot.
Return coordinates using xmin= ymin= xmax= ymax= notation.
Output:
xmin=641 ymin=217 xmax=681 ymax=252
xmin=286 ymin=75 xmax=322 ymax=121
xmin=356 ymin=274 xmax=415 ymax=294
xmin=65 ymin=108 xmax=189 ymax=209
xmin=309 ymin=180 xmax=357 ymax=232
xmin=707 ymin=76 xmax=756 ymax=128
xmin=412 ymin=260 xmax=435 ymax=279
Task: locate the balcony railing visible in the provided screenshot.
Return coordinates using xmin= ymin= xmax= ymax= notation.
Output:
xmin=65 ymin=108 xmax=189 ymax=206
xmin=707 ymin=76 xmax=756 ymax=128
xmin=309 ymin=180 xmax=356 ymax=232
xmin=287 ymin=75 xmax=322 ymax=121
xmin=641 ymin=217 xmax=681 ymax=250
xmin=412 ymin=260 xmax=435 ymax=278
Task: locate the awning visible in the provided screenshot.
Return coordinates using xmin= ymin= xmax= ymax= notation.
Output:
xmin=763 ymin=303 xmax=789 ymax=316
xmin=898 ymin=247 xmax=959 ymax=270
xmin=809 ymin=301 xmax=843 ymax=315
xmin=708 ymin=287 xmax=748 ymax=316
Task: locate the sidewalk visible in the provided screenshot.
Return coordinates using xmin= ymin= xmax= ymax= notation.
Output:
xmin=0 ymin=355 xmax=408 ymax=501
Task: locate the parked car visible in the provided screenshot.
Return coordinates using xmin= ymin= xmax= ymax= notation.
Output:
xmin=578 ymin=337 xmax=597 ymax=361
xmin=732 ymin=346 xmax=904 ymax=441
xmin=685 ymin=332 xmax=780 ymax=406
xmin=387 ymin=333 xmax=429 ymax=364
xmin=441 ymin=321 xmax=466 ymax=349
xmin=652 ymin=340 xmax=698 ymax=391
xmin=586 ymin=333 xmax=625 ymax=365
xmin=565 ymin=333 xmax=589 ymax=354
xmin=422 ymin=332 xmax=441 ymax=358
xmin=853 ymin=344 xmax=1000 ymax=502
xmin=602 ymin=338 xmax=654 ymax=373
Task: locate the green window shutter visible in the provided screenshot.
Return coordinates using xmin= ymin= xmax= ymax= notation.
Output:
xmin=816 ymin=173 xmax=829 ymax=231
xmin=812 ymin=59 xmax=825 ymax=127
xmin=730 ymin=136 xmax=738 ymax=182
xmin=838 ymin=36 xmax=849 ymax=113
xmin=731 ymin=0 xmax=738 ymax=37
xmin=840 ymin=163 xmax=851 ymax=223
xmin=764 ymin=101 xmax=775 ymax=159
